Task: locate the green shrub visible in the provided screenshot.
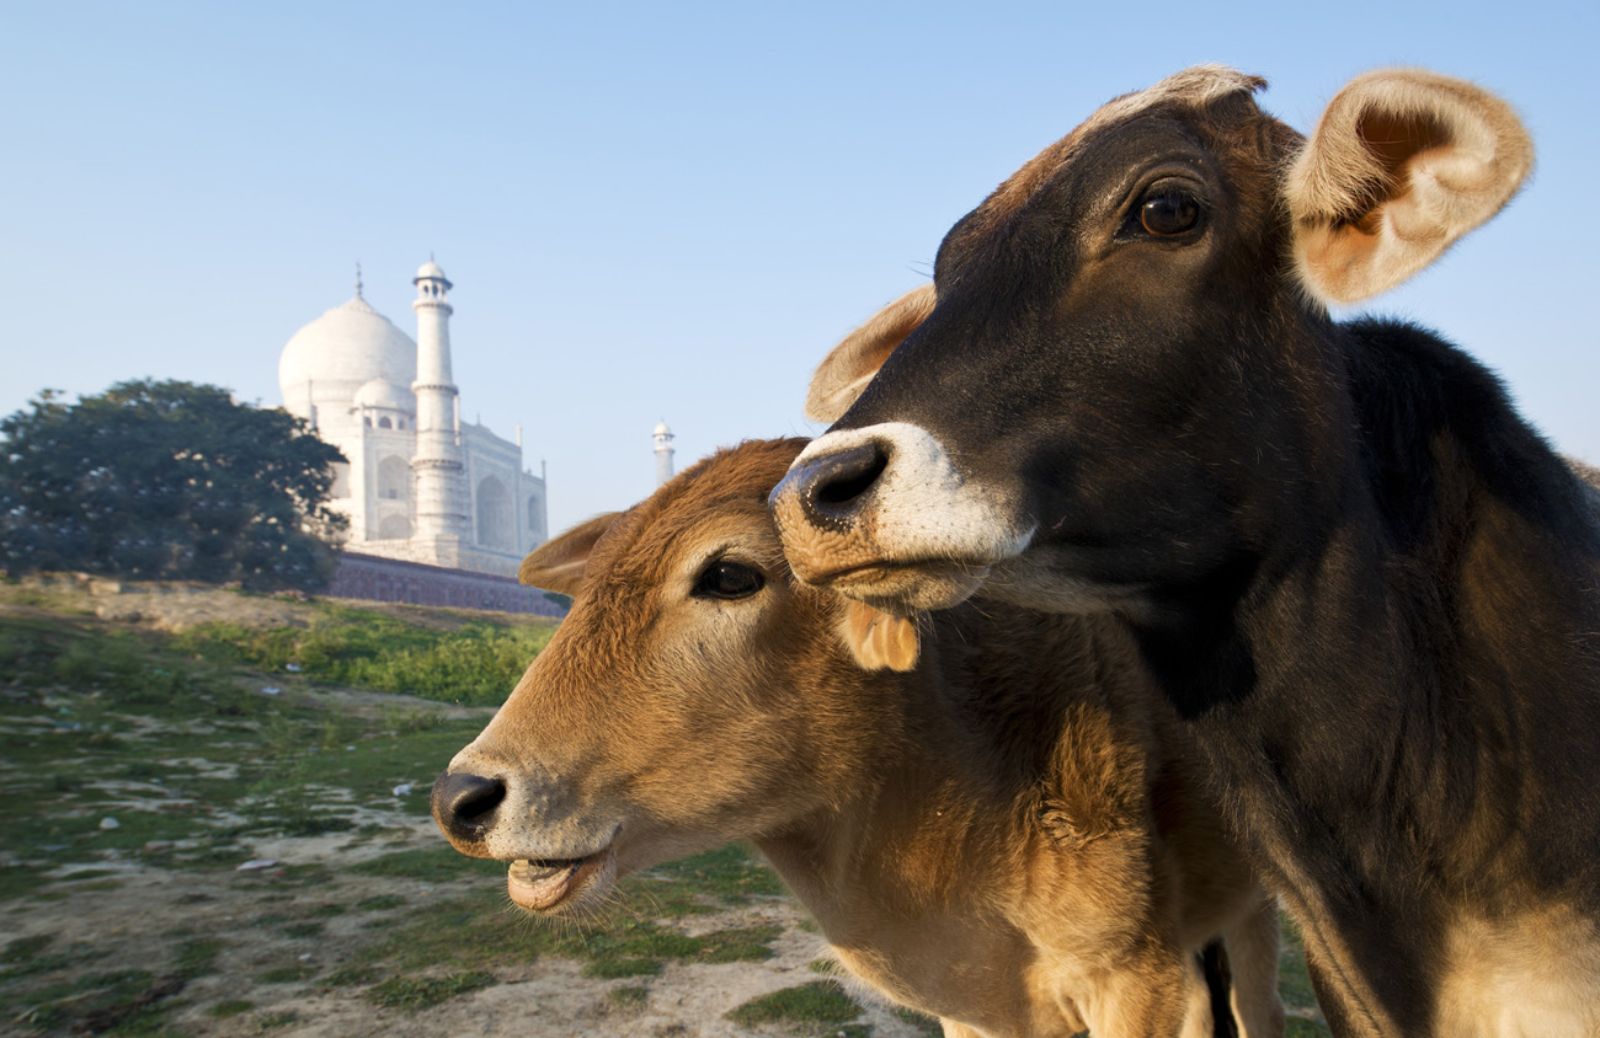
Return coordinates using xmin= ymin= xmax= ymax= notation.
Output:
xmin=175 ymin=603 xmax=553 ymax=705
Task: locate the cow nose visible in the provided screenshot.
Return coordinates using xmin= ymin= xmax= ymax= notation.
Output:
xmin=781 ymin=442 xmax=890 ymax=531
xmin=431 ymin=771 xmax=506 ymax=842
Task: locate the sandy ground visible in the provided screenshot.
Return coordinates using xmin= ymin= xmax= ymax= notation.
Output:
xmin=3 ymin=815 xmax=933 ymax=1038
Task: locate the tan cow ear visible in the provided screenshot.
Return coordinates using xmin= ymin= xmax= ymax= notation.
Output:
xmin=805 ymin=284 xmax=937 ymax=422
xmin=1285 ymin=69 xmax=1532 ymax=305
xmin=839 ymin=600 xmax=920 ymax=672
xmin=518 ymin=511 xmax=624 ymax=594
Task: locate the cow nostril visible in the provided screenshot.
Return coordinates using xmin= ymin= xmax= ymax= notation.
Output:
xmin=816 ymin=448 xmax=888 ymax=506
xmin=432 ymin=771 xmax=506 ymax=842
xmin=801 ymin=443 xmax=890 ymax=530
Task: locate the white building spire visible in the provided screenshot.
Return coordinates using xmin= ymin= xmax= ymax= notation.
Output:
xmin=411 ymin=259 xmax=468 ymax=558
xmin=653 ymin=420 xmax=675 ymax=486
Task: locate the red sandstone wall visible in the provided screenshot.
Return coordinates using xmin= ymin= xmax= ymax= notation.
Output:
xmin=328 ymin=552 xmax=566 ymax=617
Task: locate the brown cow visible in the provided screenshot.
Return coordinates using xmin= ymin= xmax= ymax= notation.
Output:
xmin=432 ymin=438 xmax=1284 ymax=1038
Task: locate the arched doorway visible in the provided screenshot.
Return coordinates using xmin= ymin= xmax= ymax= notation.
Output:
xmin=377 ymin=456 xmax=410 ymax=502
xmin=476 ymin=476 xmax=513 ymax=551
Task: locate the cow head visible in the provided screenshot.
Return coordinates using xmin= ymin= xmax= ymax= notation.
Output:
xmin=770 ymin=67 xmax=1531 ymax=614
xmin=431 ymin=439 xmax=919 ymax=914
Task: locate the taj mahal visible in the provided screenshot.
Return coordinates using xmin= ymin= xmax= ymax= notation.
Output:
xmin=278 ymin=260 xmax=547 ymax=579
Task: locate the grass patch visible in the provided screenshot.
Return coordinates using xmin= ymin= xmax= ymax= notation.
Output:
xmin=257 ymin=963 xmax=317 ymax=984
xmin=356 ymin=894 xmax=406 ymax=912
xmin=583 ymin=957 xmax=661 ymax=979
xmin=1277 ymin=916 xmax=1331 ymax=1036
xmin=351 ymin=846 xmax=501 ymax=883
xmin=693 ymin=924 xmax=784 ymax=964
xmin=174 ymin=601 xmax=555 ymax=706
xmin=606 ymin=984 xmax=650 ymax=1010
xmin=1278 ymin=916 xmax=1321 ymax=1010
xmin=346 ymin=877 xmax=783 ymax=983
xmin=322 ymin=964 xmax=381 ymax=988
xmin=207 ymin=998 xmax=254 ymax=1018
xmin=647 ymin=843 xmax=784 ymax=899
xmin=2 ymin=934 xmax=54 ymax=965
xmin=256 ymin=1009 xmax=298 ymax=1029
xmin=365 ymin=970 xmax=496 ymax=1011
xmin=1288 ymin=1021 xmax=1334 ymax=1038
xmin=0 ymin=607 xmax=493 ymax=896
xmin=0 ymin=938 xmax=107 ymax=983
xmin=892 ymin=1005 xmax=945 ymax=1036
xmin=174 ymin=937 xmax=225 ymax=979
xmin=726 ymin=980 xmax=864 ymax=1031
xmin=0 ymin=968 xmax=181 ymax=1037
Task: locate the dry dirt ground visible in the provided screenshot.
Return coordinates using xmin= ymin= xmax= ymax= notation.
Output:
xmin=0 ymin=578 xmax=1328 ymax=1037
xmin=3 ymin=814 xmax=931 ymax=1038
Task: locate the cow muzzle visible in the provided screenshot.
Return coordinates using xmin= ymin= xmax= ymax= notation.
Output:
xmin=431 ymin=762 xmax=622 ymax=914
xmin=770 ymin=422 xmax=1036 ymax=612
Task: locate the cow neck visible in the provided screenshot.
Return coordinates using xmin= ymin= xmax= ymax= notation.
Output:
xmin=756 ymin=606 xmax=1127 ymax=950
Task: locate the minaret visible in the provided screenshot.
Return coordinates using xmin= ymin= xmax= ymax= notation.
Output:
xmin=411 ymin=259 xmax=469 ymax=560
xmin=653 ymin=420 xmax=675 ymax=486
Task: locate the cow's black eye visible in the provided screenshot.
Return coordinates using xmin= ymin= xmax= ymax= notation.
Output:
xmin=692 ymin=559 xmax=766 ymax=600
xmin=1138 ymin=187 xmax=1202 ymax=236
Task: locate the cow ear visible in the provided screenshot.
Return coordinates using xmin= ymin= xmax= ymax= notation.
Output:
xmin=518 ymin=511 xmax=624 ymax=594
xmin=805 ymin=284 xmax=937 ymax=422
xmin=839 ymin=600 xmax=920 ymax=672
xmin=1285 ymin=69 xmax=1532 ymax=305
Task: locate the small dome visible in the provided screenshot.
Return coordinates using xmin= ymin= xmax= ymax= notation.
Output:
xmin=279 ymin=296 xmax=417 ymax=418
xmin=352 ymin=378 xmax=415 ymax=413
xmin=653 ymin=420 xmax=672 ymax=436
xmin=415 ymin=259 xmax=449 ymax=283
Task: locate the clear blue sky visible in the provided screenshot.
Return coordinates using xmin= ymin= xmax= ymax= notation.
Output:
xmin=2 ymin=1 xmax=1596 ymax=534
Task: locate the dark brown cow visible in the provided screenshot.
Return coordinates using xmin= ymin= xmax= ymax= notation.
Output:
xmin=769 ymin=68 xmax=1600 ymax=1036
xmin=432 ymin=439 xmax=1283 ymax=1037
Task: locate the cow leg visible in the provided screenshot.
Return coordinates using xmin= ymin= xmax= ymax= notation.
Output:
xmin=1079 ymin=948 xmax=1193 ymax=1038
xmin=1178 ymin=949 xmax=1222 ymax=1038
xmin=1222 ymin=897 xmax=1286 ymax=1038
xmin=1305 ymin=952 xmax=1388 ymax=1038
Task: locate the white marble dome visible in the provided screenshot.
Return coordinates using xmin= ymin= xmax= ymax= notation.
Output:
xmin=279 ymin=295 xmax=417 ymax=417
xmin=352 ymin=377 xmax=415 ymax=413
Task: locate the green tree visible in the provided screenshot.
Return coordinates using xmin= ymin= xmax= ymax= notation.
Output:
xmin=0 ymin=379 xmax=348 ymax=590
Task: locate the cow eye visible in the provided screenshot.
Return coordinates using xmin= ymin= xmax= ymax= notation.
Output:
xmin=692 ymin=559 xmax=766 ymax=600
xmin=1138 ymin=187 xmax=1202 ymax=237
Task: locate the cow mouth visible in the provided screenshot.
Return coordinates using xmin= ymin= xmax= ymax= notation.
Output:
xmin=815 ymin=558 xmax=992 ymax=612
xmin=506 ymin=846 xmax=614 ymax=912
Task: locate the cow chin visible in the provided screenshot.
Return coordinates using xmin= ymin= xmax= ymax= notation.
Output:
xmin=983 ymin=555 xmax=1156 ymax=619
xmin=499 ymin=818 xmax=734 ymax=916
xmin=825 ymin=559 xmax=991 ymax=614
